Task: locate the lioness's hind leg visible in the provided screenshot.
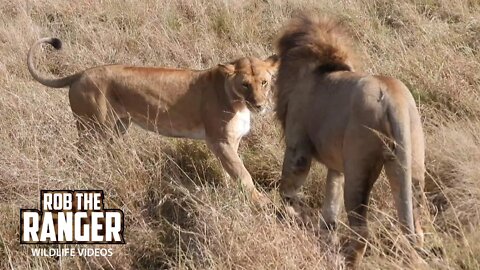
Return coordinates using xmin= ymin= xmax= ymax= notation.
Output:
xmin=70 ymin=79 xmax=114 ymax=144
xmin=74 ymin=116 xmax=110 ymax=152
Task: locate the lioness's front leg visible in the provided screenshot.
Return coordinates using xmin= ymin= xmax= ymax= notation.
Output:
xmin=207 ymin=140 xmax=268 ymax=206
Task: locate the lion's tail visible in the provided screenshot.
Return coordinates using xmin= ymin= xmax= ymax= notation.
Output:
xmin=276 ymin=13 xmax=356 ymax=73
xmin=27 ymin=37 xmax=80 ymax=88
xmin=385 ymin=92 xmax=415 ymax=238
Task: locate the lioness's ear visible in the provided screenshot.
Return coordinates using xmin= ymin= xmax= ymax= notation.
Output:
xmin=265 ymin=54 xmax=280 ymax=74
xmin=218 ymin=63 xmax=235 ymax=76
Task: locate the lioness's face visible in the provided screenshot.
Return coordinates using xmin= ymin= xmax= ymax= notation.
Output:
xmin=219 ymin=55 xmax=279 ymax=113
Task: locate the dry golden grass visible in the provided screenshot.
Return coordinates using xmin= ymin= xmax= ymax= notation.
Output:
xmin=1 ymin=0 xmax=479 ymax=269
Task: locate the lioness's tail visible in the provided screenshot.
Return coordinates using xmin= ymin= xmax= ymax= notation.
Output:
xmin=384 ymin=89 xmax=415 ymax=237
xmin=27 ymin=37 xmax=80 ymax=88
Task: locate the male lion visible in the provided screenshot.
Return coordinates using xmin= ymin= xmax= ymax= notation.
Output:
xmin=27 ymin=37 xmax=278 ymax=206
xmin=275 ymin=15 xmax=425 ymax=266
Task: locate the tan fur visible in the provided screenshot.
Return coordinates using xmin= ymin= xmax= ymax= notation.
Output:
xmin=27 ymin=37 xmax=279 ymax=207
xmin=275 ymin=15 xmax=426 ymax=267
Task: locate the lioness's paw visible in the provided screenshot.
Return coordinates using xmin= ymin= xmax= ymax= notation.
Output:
xmin=251 ymin=191 xmax=272 ymax=210
xmin=283 ymin=203 xmax=317 ymax=228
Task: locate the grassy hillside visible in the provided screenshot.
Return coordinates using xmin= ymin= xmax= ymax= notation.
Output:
xmin=1 ymin=0 xmax=479 ymax=269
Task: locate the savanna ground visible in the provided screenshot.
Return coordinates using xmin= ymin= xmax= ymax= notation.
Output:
xmin=0 ymin=0 xmax=479 ymax=269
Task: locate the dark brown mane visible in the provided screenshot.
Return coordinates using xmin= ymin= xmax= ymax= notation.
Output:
xmin=274 ymin=14 xmax=359 ymax=130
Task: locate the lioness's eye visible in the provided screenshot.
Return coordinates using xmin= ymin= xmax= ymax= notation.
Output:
xmin=242 ymin=82 xmax=249 ymax=89
xmin=261 ymin=80 xmax=268 ymax=87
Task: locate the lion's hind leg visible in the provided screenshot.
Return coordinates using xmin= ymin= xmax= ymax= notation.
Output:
xmin=411 ymin=120 xmax=426 ymax=248
xmin=342 ymin=127 xmax=384 ymax=267
xmin=411 ymin=159 xmax=426 ymax=248
xmin=343 ymin=156 xmax=383 ymax=268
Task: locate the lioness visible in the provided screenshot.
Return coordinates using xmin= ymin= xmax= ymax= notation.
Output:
xmin=27 ymin=37 xmax=278 ymax=206
xmin=275 ymin=15 xmax=425 ymax=267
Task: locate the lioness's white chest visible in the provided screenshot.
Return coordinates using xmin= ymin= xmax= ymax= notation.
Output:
xmin=233 ymin=108 xmax=251 ymax=137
